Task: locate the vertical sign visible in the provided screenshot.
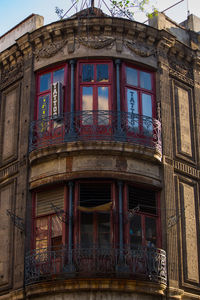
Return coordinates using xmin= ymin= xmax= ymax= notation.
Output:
xmin=51 ymin=82 xmax=62 ymax=118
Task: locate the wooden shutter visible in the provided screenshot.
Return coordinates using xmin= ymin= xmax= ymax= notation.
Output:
xmin=36 ymin=186 xmax=64 ymax=216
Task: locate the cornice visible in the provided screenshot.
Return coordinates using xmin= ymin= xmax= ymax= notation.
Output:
xmin=0 ymin=16 xmax=198 ymax=80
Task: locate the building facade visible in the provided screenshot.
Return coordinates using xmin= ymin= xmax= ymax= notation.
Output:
xmin=0 ymin=7 xmax=200 ymax=300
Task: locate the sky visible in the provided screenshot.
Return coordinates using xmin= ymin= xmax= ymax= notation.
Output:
xmin=0 ymin=0 xmax=200 ymax=37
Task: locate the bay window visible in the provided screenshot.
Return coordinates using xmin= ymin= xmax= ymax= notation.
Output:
xmin=33 ymin=181 xmax=160 ymax=251
xmin=31 ymin=59 xmax=160 ymax=151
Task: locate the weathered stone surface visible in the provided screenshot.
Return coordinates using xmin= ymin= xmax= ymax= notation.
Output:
xmin=181 ymin=182 xmax=199 ymax=283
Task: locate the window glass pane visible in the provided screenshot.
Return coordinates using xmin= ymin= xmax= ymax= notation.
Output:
xmin=145 ymin=217 xmax=156 ymax=247
xmin=53 ymin=68 xmax=64 ymax=84
xmin=98 ymin=213 xmax=110 ymax=247
xmin=36 ymin=218 xmax=48 ymax=239
xmin=142 ymin=93 xmax=153 ymax=134
xmin=127 ymin=89 xmax=139 ymax=132
xmin=82 ymin=87 xmax=93 ymax=110
xmin=98 ymin=87 xmax=109 ymax=125
xmin=142 ymin=94 xmax=152 ymax=117
xmin=98 ymin=87 xmax=108 ymax=110
xmin=82 ymin=87 xmax=93 ymax=125
xmin=126 ymin=67 xmax=138 ymax=86
xmin=129 ymin=215 xmax=142 ymax=248
xmin=140 ymin=71 xmax=152 ymax=90
xmin=80 ymin=213 xmax=93 ymax=248
xmin=82 ymin=64 xmax=94 ymax=82
xmin=97 ymin=64 xmax=109 ymax=82
xmin=127 ymin=89 xmax=138 ymax=114
xmin=40 ymin=73 xmax=51 ymax=92
xmin=52 ymin=215 xmax=62 ymax=237
xmin=38 ymin=95 xmax=50 ymax=119
xmin=36 ymin=218 xmax=48 ymax=256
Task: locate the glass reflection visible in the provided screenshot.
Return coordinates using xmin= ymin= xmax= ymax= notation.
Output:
xmin=98 ymin=87 xmax=109 ymax=125
xmin=40 ymin=73 xmax=51 ymax=92
xmin=140 ymin=71 xmax=152 ymax=90
xmin=82 ymin=64 xmax=94 ymax=82
xmin=142 ymin=93 xmax=152 ymax=134
xmin=126 ymin=67 xmax=138 ymax=86
xmin=81 ymin=213 xmax=93 ymax=248
xmin=82 ymin=87 xmax=93 ymax=125
xmin=130 ymin=214 xmax=142 ymax=248
xmin=98 ymin=213 xmax=110 ymax=248
xmin=145 ymin=217 xmax=156 ymax=247
xmin=97 ymin=64 xmax=109 ymax=82
xmin=53 ymin=68 xmax=64 ymax=84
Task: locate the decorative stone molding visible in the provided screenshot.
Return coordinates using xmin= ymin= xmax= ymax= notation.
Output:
xmin=0 ymin=163 xmax=19 ymax=183
xmin=78 ymin=37 xmax=115 ymax=49
xmin=0 ymin=62 xmax=23 ymax=90
xmin=173 ymin=160 xmax=199 ymax=179
xmin=125 ymin=40 xmax=156 ymax=57
xmin=34 ymin=39 xmax=68 ymax=60
xmin=163 ymin=156 xmax=199 ymax=179
xmin=157 ymin=36 xmax=175 ymax=57
xmin=169 ymin=55 xmax=194 ymax=84
xmin=169 ymin=67 xmax=194 ymax=86
xmin=167 ymin=287 xmax=184 ymax=299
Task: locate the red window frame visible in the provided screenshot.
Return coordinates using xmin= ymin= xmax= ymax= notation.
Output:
xmin=76 ymin=60 xmax=113 ymax=110
xmin=73 ymin=180 xmax=116 ymax=249
xmin=121 ymin=63 xmax=156 ymax=117
xmin=32 ymin=186 xmax=67 ymax=252
xmin=31 ymin=181 xmax=161 ymax=252
xmin=35 ymin=64 xmax=68 ymax=120
xmin=123 ymin=184 xmax=161 ymax=249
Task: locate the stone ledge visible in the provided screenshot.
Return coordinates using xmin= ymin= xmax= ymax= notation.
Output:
xmin=25 ymin=278 xmax=166 ymax=298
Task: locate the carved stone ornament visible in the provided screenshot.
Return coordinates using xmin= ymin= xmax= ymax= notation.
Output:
xmin=157 ymin=37 xmax=175 ymax=58
xmin=0 ymin=62 xmax=23 ymax=90
xmin=169 ymin=57 xmax=193 ymax=80
xmin=169 ymin=68 xmax=194 ymax=86
xmin=125 ymin=41 xmax=156 ymax=57
xmin=34 ymin=40 xmax=68 ymax=60
xmin=78 ymin=37 xmax=115 ymax=49
xmin=169 ymin=56 xmax=194 ymax=85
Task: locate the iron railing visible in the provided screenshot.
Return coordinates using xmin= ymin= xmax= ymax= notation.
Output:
xmin=29 ymin=111 xmax=162 ymax=153
xmin=25 ymin=246 xmax=167 ymax=285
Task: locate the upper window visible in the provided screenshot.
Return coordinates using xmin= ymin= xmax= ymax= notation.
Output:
xmin=123 ymin=65 xmax=155 ymax=135
xmin=78 ymin=61 xmax=113 ymax=125
xmin=36 ymin=66 xmax=66 ymax=120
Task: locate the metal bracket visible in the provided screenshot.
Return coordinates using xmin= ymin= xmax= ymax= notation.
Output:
xmin=7 ymin=210 xmax=25 ymax=233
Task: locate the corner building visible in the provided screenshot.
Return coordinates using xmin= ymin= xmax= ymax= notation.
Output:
xmin=0 ymin=8 xmax=200 ymax=300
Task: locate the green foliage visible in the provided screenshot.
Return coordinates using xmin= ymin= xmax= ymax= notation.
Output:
xmin=111 ymin=0 xmax=158 ymax=19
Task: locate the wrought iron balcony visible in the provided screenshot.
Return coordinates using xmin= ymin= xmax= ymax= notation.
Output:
xmin=29 ymin=111 xmax=162 ymax=153
xmin=25 ymin=246 xmax=167 ymax=285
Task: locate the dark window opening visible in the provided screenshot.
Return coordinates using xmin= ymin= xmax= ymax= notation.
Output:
xmin=128 ymin=185 xmax=156 ymax=215
xmin=79 ymin=183 xmax=111 ymax=207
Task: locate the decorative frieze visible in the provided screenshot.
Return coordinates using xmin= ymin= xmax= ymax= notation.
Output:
xmin=0 ymin=62 xmax=23 ymax=90
xmin=174 ymin=160 xmax=199 ymax=179
xmin=0 ymin=162 xmax=19 ymax=183
xmin=34 ymin=39 xmax=68 ymax=60
xmin=78 ymin=37 xmax=115 ymax=49
xmin=163 ymin=156 xmax=199 ymax=179
xmin=169 ymin=67 xmax=194 ymax=86
xmin=125 ymin=40 xmax=156 ymax=57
